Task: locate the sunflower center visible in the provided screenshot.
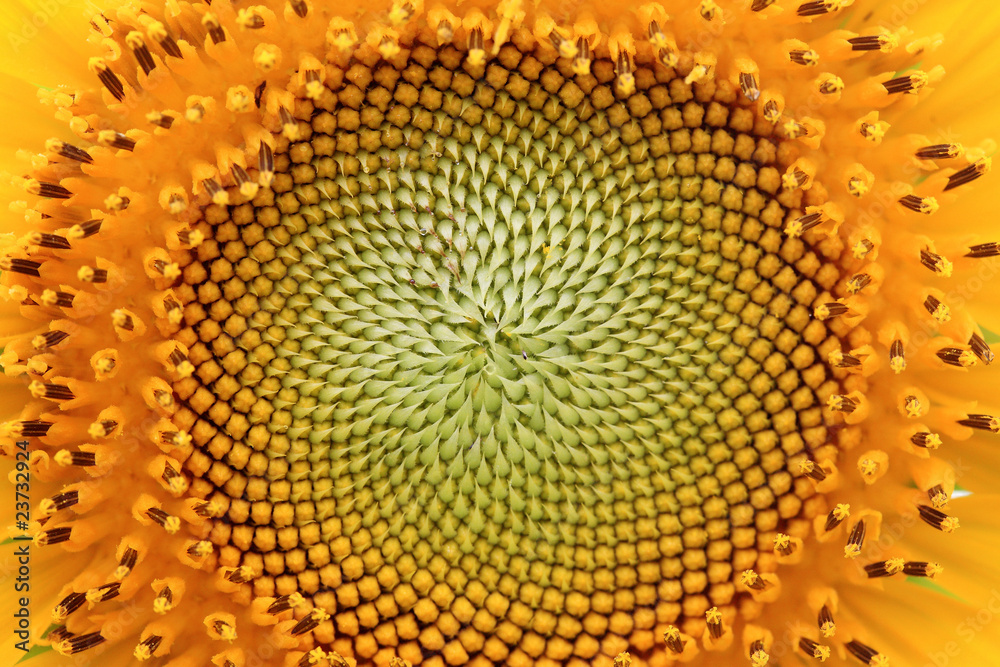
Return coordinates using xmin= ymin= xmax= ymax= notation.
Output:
xmin=174 ymin=38 xmax=844 ymax=664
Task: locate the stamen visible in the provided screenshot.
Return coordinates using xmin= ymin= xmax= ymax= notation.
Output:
xmin=26 ymin=179 xmax=73 ymax=199
xmin=814 ymin=302 xmax=849 ymax=320
xmin=706 ymin=606 xmax=725 ymax=639
xmin=40 ymin=290 xmax=75 ymax=308
xmin=818 ymin=605 xmax=836 ymax=638
xmin=844 ymin=519 xmax=866 ymax=558
xmin=848 ymin=35 xmax=896 ymax=52
xmin=899 ymin=194 xmax=939 ymax=214
xmin=53 ymin=592 xmax=87 ymax=622
xmin=664 ymin=626 xmax=686 ymax=654
xmin=785 ymin=211 xmax=826 ymax=237
xmin=910 ymin=431 xmax=942 ymax=449
xmin=55 ymin=450 xmax=96 ymax=467
xmin=923 ymin=295 xmax=950 ymax=322
xmin=915 ymin=143 xmax=963 ymax=160
xmin=789 ymin=49 xmax=819 ymax=66
xmin=818 ymin=74 xmax=843 ymax=95
xmin=134 ymin=635 xmax=162 ymax=661
xmin=615 ymin=53 xmax=635 ymax=96
xmin=30 ymin=381 xmax=75 ymax=401
xmin=827 ymin=394 xmax=857 ymax=414
xmin=845 ymin=639 xmax=887 ymax=667
xmin=236 ymin=8 xmax=265 ymax=30
xmin=903 ymin=561 xmax=943 ymax=578
xmin=33 ymin=330 xmax=69 ymax=350
xmin=127 ymin=32 xmax=156 ymax=75
xmin=148 ymin=21 xmax=182 ymax=58
xmin=752 ymin=0 xmax=777 ymax=9
xmin=203 ymin=13 xmax=226 ymax=43
xmin=89 ymin=58 xmax=125 ymax=101
xmin=224 ymin=566 xmax=253 ymax=584
xmin=614 ymin=652 xmax=632 ymax=667
xmin=290 ymin=0 xmax=309 ymax=18
xmin=87 ymin=582 xmax=121 ymax=604
xmin=147 ymin=111 xmax=175 ymax=129
xmin=824 ymin=503 xmax=850 ymax=531
xmin=268 ymin=593 xmax=305 ymax=614
xmin=917 ymin=505 xmax=960 ymax=532
xmin=36 ymin=526 xmax=73 ymax=546
xmin=935 ymin=347 xmax=977 ymax=368
xmin=55 ymin=631 xmax=106 ymax=655
xmin=882 ymin=71 xmax=928 ymax=94
xmin=98 ymin=130 xmax=136 ymax=151
xmin=799 ymin=459 xmax=827 ymax=482
xmin=944 ymin=158 xmax=991 ymax=191
xmin=154 ymin=585 xmax=174 ymax=614
xmin=145 ymin=507 xmax=181 ymax=534
xmin=864 ymin=558 xmax=905 ymax=578
xmin=798 ymin=637 xmax=832 ymax=661
xmin=740 ymin=570 xmax=769 ymax=591
xmin=959 ymin=412 xmax=1000 ymax=432
xmin=9 ymin=419 xmax=54 ymax=437
xmin=0 ymin=257 xmax=41 ymax=276
xmin=969 ymin=332 xmax=994 ymax=364
xmin=78 ymin=266 xmax=108 ymax=283
xmin=919 ymin=249 xmax=953 ymax=276
xmin=291 ymin=608 xmax=330 ymax=635
xmin=852 ymin=238 xmax=874 ymax=259
xmin=798 ymin=0 xmax=845 ymax=17
xmin=966 ymin=241 xmax=1000 ymax=258
xmin=773 ymin=533 xmax=796 ymax=557
xmin=749 ymin=639 xmax=769 ymax=667
xmin=927 ymin=485 xmax=949 ymax=507
xmin=889 ymin=339 xmax=905 ymax=373
xmin=45 ymin=139 xmax=93 ymax=164
xmin=575 ymin=38 xmax=593 ymax=74
xmin=259 ymin=143 xmax=275 ymax=186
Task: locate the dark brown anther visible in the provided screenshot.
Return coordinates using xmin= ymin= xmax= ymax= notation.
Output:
xmin=899 ymin=194 xmax=936 ymax=213
xmin=966 ymin=241 xmax=1000 ymax=258
xmin=94 ymin=62 xmax=125 ymax=101
xmin=35 ymin=382 xmax=75 ymax=401
xmin=225 ymin=567 xmax=252 ymax=584
xmin=798 ymin=0 xmax=838 ymax=16
xmin=910 ymin=431 xmax=942 ymax=449
xmin=945 ymin=159 xmax=989 ymax=191
xmin=919 ymin=249 xmax=950 ymax=274
xmin=13 ymin=420 xmax=54 ymax=437
xmin=50 ymin=140 xmax=93 ymax=164
xmin=92 ymin=582 xmax=121 ymax=602
xmin=705 ymin=607 xmax=724 ymax=640
xmin=1 ymin=257 xmax=41 ymax=276
xmin=73 ymin=219 xmax=103 ymax=238
xmin=291 ymin=611 xmax=323 ymax=636
xmin=290 ymin=0 xmax=309 ymax=18
xmin=848 ymin=35 xmax=889 ymax=51
xmin=100 ymin=131 xmax=135 ymax=151
xmin=33 ymin=330 xmax=69 ymax=350
xmin=130 ymin=35 xmax=155 ymax=75
xmin=136 ymin=635 xmax=162 ymax=657
xmin=268 ymin=595 xmax=297 ymax=614
xmin=38 ymin=526 xmax=73 ymax=545
xmin=845 ymin=519 xmax=866 ymax=557
xmin=916 ymin=143 xmax=962 ymax=159
xmin=663 ymin=627 xmax=686 ymax=654
xmin=958 ymin=413 xmax=1000 ymax=432
xmin=800 ymin=459 xmax=827 ymax=482
xmin=927 ymin=484 xmax=948 ymax=507
xmin=54 ymin=592 xmax=87 ymax=619
xmin=923 ymin=294 xmax=947 ymax=318
xmin=145 ymin=507 xmax=173 ymax=528
xmin=118 ymin=547 xmax=138 ymax=575
xmin=259 ymin=142 xmax=274 ymax=176
xmin=49 ymin=490 xmax=80 ymax=512
xmin=752 ymin=0 xmax=777 ymax=10
xmin=936 ymin=347 xmax=975 ymax=367
xmin=845 ymin=640 xmax=882 ymax=665
xmin=29 ymin=232 xmax=72 ymax=250
xmin=917 ymin=504 xmax=959 ymax=532
xmin=882 ymin=74 xmax=925 ymax=94
xmin=903 ymin=561 xmax=941 ymax=577
xmin=788 ymin=49 xmax=818 ymax=66
xmin=824 ymin=505 xmax=849 ymax=532
xmin=818 ymin=605 xmax=835 ymax=637
xmin=798 ymin=637 xmax=830 ymax=660
xmin=65 ymin=451 xmax=96 ymax=466
xmin=31 ymin=181 xmax=73 ymax=199
xmin=969 ymin=332 xmax=995 ymax=364
xmin=61 ymin=631 xmax=106 ymax=654
xmin=155 ymin=30 xmax=182 ymax=58
xmin=863 ymin=560 xmax=902 ymax=578
xmin=203 ymin=13 xmax=226 ymax=44
xmin=148 ymin=111 xmax=175 ymax=129
xmin=792 ymin=211 xmax=824 ymax=234
xmin=255 ymin=80 xmax=267 ymax=108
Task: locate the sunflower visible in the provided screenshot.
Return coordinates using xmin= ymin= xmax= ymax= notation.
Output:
xmin=2 ymin=0 xmax=1000 ymax=665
